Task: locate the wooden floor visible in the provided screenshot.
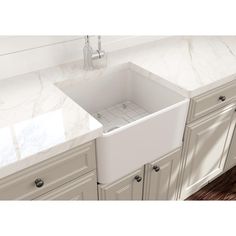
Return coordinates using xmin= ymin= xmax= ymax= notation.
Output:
xmin=187 ymin=166 xmax=236 ymax=200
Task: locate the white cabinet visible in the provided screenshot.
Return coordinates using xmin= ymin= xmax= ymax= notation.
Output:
xmin=0 ymin=142 xmax=97 ymax=200
xmin=35 ymin=171 xmax=98 ymax=200
xmin=98 ymin=148 xmax=182 ymax=200
xmin=179 ymin=105 xmax=236 ymax=199
xmin=143 ymin=148 xmax=181 ymax=200
xmin=98 ymin=168 xmax=144 ymax=200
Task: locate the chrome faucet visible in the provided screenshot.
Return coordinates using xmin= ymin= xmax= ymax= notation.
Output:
xmin=83 ymin=35 xmax=105 ymax=70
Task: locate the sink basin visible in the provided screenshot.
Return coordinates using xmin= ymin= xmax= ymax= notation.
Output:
xmin=56 ymin=62 xmax=189 ymax=184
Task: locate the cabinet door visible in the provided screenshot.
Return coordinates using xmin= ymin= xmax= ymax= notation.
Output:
xmin=98 ymin=168 xmax=144 ymax=200
xmin=225 ymin=126 xmax=236 ymax=171
xmin=143 ymin=148 xmax=181 ymax=200
xmin=35 ymin=171 xmax=98 ymax=200
xmin=180 ymin=105 xmax=236 ymax=200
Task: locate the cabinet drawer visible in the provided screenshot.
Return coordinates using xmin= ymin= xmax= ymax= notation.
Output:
xmin=0 ymin=141 xmax=96 ymax=200
xmin=188 ymin=80 xmax=236 ymax=122
xmin=35 ymin=171 xmax=98 ymax=200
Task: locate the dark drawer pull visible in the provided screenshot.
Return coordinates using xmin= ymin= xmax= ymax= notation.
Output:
xmin=134 ymin=175 xmax=142 ymax=182
xmin=153 ymin=165 xmax=160 ymax=172
xmin=219 ymin=96 xmax=226 ymax=102
xmin=34 ymin=178 xmax=44 ymax=188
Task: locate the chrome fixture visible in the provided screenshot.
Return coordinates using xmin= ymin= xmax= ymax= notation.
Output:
xmin=83 ymin=35 xmax=105 ymax=70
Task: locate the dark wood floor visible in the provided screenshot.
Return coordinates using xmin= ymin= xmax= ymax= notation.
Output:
xmin=187 ymin=166 xmax=236 ymax=200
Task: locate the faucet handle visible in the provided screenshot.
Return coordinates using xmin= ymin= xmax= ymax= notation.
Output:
xmin=85 ymin=35 xmax=90 ymax=44
xmin=98 ymin=36 xmax=102 ymax=51
xmin=97 ymin=35 xmax=105 ymax=59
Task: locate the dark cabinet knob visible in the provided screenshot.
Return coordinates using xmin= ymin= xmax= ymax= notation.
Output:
xmin=134 ymin=175 xmax=142 ymax=182
xmin=153 ymin=165 xmax=160 ymax=172
xmin=219 ymin=96 xmax=226 ymax=102
xmin=34 ymin=178 xmax=44 ymax=188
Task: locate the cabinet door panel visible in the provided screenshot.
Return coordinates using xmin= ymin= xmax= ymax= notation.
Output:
xmin=143 ymin=148 xmax=181 ymax=200
xmin=180 ymin=105 xmax=236 ymax=199
xmin=35 ymin=171 xmax=98 ymax=200
xmin=98 ymin=168 xmax=144 ymax=200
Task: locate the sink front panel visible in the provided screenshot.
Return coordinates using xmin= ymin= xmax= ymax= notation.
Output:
xmin=96 ymin=99 xmax=189 ymax=184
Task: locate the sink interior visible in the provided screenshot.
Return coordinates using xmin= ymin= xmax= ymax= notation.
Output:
xmin=93 ymin=100 xmax=149 ymax=133
xmin=57 ymin=63 xmax=185 ymax=133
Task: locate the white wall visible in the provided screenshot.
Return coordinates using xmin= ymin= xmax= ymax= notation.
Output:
xmin=0 ymin=36 xmax=81 ymax=55
xmin=0 ymin=36 xmax=165 ymax=80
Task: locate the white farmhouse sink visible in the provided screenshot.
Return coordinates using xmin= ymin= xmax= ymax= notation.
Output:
xmin=57 ymin=63 xmax=189 ymax=184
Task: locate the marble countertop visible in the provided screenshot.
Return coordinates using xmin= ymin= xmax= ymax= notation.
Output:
xmin=107 ymin=36 xmax=236 ymax=97
xmin=1 ymin=36 xmax=236 ymax=179
xmin=0 ymin=70 xmax=103 ymax=178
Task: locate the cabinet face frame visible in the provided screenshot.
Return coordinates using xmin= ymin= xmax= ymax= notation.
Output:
xmin=179 ymin=104 xmax=236 ymax=200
